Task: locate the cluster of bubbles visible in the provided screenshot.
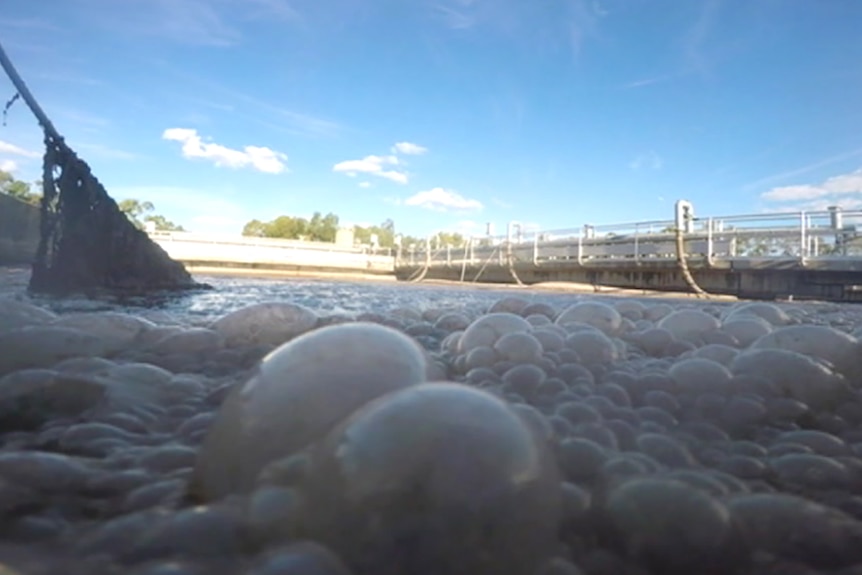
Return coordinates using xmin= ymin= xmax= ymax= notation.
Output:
xmin=3 ymin=289 xmax=862 ymax=575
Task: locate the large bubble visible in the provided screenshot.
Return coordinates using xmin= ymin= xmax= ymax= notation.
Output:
xmin=556 ymin=302 xmax=622 ymax=335
xmin=730 ymin=348 xmax=852 ymax=411
xmin=657 ymin=309 xmax=720 ymax=342
xmin=669 ymin=358 xmax=733 ymax=396
xmin=0 ymin=326 xmax=108 ymax=377
xmin=210 ymin=302 xmax=319 ymax=347
xmin=720 ymin=316 xmax=772 ymax=348
xmin=603 ymin=478 xmax=733 ymax=571
xmin=723 ymin=302 xmax=792 ymax=326
xmin=299 ymin=382 xmax=561 ymax=575
xmin=457 ymin=313 xmax=532 ymax=354
xmin=751 ymin=324 xmax=862 ymax=381
xmin=0 ymin=297 xmax=57 ymax=334
xmin=190 ymin=322 xmax=428 ymax=501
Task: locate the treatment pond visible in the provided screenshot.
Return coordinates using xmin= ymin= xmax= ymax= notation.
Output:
xmin=2 ymin=268 xmax=862 ymax=575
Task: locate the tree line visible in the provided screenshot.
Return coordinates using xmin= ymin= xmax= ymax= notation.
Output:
xmin=241 ymin=213 xmax=466 ymax=249
xmin=3 ymin=169 xmax=467 ymax=247
xmin=0 ymin=169 xmax=184 ymax=231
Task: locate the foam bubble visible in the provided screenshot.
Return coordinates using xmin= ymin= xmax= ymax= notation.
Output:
xmin=190 ymin=322 xmax=428 ymax=501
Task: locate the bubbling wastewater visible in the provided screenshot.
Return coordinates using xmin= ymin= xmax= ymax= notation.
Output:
xmin=3 ymin=275 xmax=862 ymax=574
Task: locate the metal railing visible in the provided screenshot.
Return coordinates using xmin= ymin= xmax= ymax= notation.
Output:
xmin=395 ymin=206 xmax=862 ymax=269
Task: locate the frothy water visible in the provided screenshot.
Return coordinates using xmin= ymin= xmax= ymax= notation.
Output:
xmin=3 ymin=266 xmax=862 ymax=575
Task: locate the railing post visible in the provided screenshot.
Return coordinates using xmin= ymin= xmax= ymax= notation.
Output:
xmin=446 ymin=244 xmax=451 ymax=266
xmin=532 ymin=233 xmax=539 ymax=265
xmin=469 ymin=237 xmax=475 ymax=264
xmin=634 ymin=224 xmax=640 ymax=260
xmin=799 ymin=211 xmax=807 ymax=260
xmin=577 ymin=234 xmax=583 ymax=265
xmin=706 ymin=217 xmax=714 ymax=264
xmin=506 ymin=221 xmax=514 ymax=266
xmin=425 ymin=237 xmax=432 ymax=267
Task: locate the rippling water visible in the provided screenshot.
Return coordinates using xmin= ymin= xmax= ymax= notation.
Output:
xmin=0 ymin=266 xmax=719 ymax=323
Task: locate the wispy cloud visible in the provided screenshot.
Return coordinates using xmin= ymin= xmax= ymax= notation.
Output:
xmin=392 ymin=142 xmax=428 ymax=155
xmin=151 ymin=59 xmax=343 ymax=139
xmin=76 ymin=143 xmax=141 ymax=161
xmin=105 ymin=0 xmax=241 ymax=47
xmin=80 ymin=0 xmax=305 ymax=47
xmin=623 ymin=73 xmax=678 ymax=90
xmin=629 ymin=151 xmax=664 ymax=171
xmin=564 ymin=0 xmax=601 ymax=60
xmin=491 ymin=197 xmax=513 ymax=209
xmin=33 ymin=71 xmax=106 ymax=88
xmin=430 ymin=0 xmax=602 ymax=61
xmin=163 ymin=128 xmax=288 ymax=174
xmin=48 ymin=105 xmax=111 ymax=134
xmin=433 ymin=3 xmax=476 ymax=29
xmin=0 ymin=17 xmax=62 ymax=32
xmin=0 ymin=159 xmax=19 ymax=172
xmin=743 ymin=147 xmax=862 ymax=191
xmin=404 ymin=187 xmax=483 ymax=212
xmin=682 ymin=0 xmax=721 ymax=77
xmin=333 ymin=154 xmax=407 ymax=184
xmin=0 ymin=140 xmax=40 ymax=158
xmin=242 ymin=0 xmax=302 ymax=22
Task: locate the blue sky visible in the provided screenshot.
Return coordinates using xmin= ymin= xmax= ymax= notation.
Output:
xmin=0 ymin=0 xmax=861 ymax=238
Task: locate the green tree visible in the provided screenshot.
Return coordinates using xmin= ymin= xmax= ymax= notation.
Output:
xmin=144 ymin=214 xmax=186 ymax=232
xmin=0 ymin=169 xmax=41 ymax=205
xmin=117 ymin=198 xmax=185 ymax=231
xmin=242 ymin=212 xmax=340 ymax=242
xmin=242 ymin=219 xmax=268 ymax=237
xmin=436 ymin=232 xmax=466 ymax=247
xmin=118 ymin=199 xmax=155 ymax=228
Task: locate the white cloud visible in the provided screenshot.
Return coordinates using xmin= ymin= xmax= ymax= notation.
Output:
xmin=762 ymin=168 xmax=862 ymax=203
xmin=0 ymin=159 xmax=18 ymax=172
xmin=761 ymin=185 xmax=827 ymax=202
xmin=0 ymin=140 xmax=39 ymax=158
xmin=392 ymin=142 xmax=428 ymax=155
xmin=629 ymin=151 xmax=663 ymax=171
xmin=333 ymin=154 xmax=408 ymax=184
xmin=163 ymin=128 xmax=288 ymax=174
xmin=404 ymin=188 xmax=483 ymax=212
xmin=358 ymin=181 xmax=372 ymax=188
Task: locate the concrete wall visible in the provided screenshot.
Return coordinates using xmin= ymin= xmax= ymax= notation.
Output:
xmin=0 ymin=193 xmax=40 ymax=265
xmin=150 ymin=233 xmax=394 ymax=275
xmin=395 ymin=260 xmax=862 ymax=302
